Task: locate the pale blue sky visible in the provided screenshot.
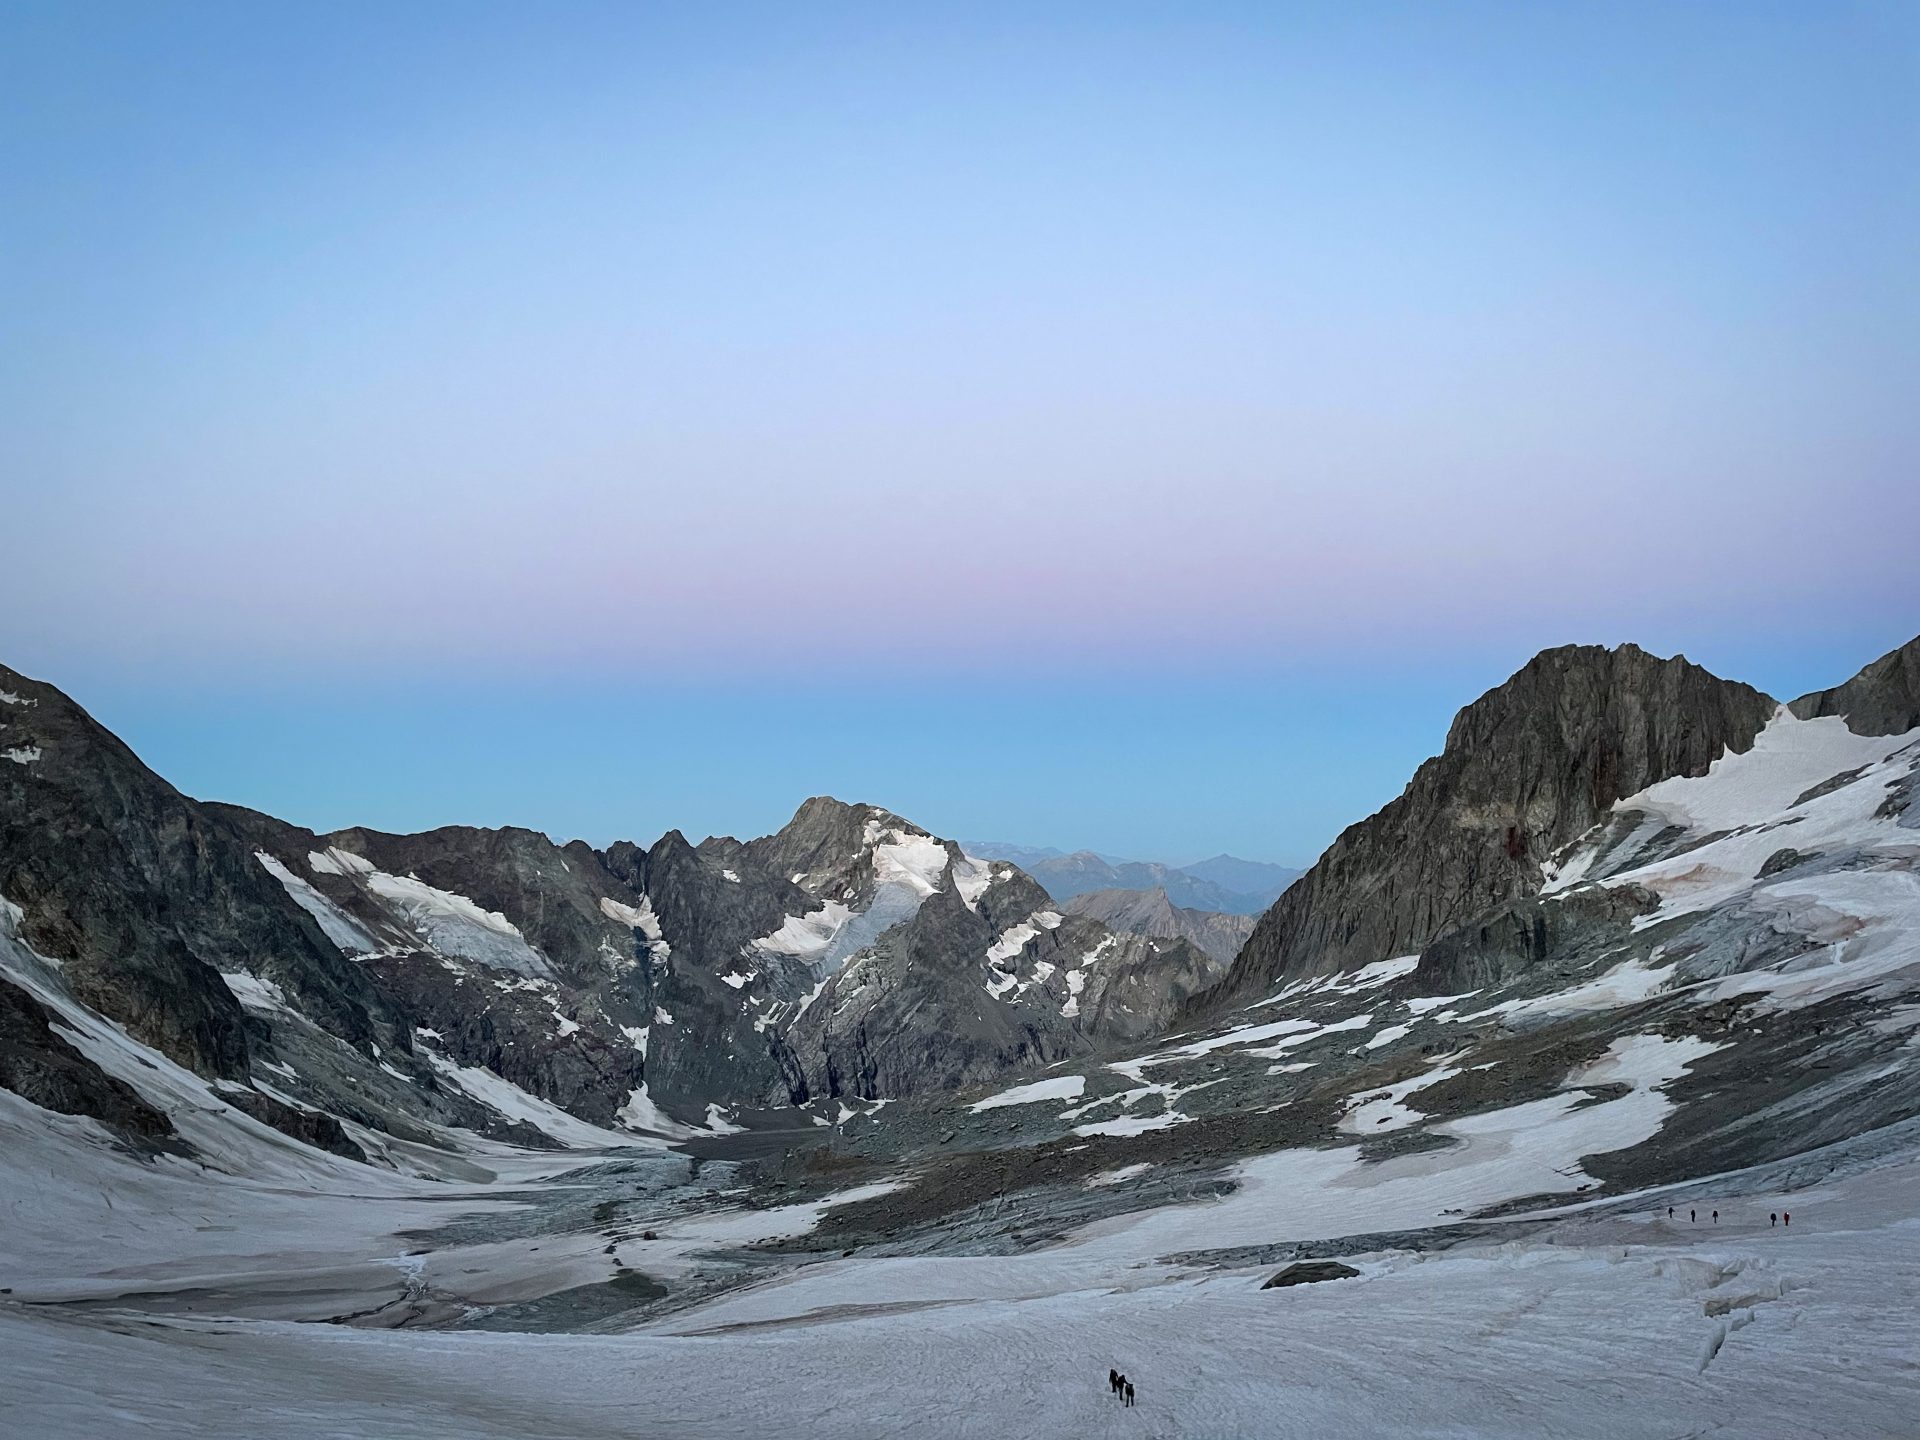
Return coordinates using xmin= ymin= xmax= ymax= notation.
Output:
xmin=2 ymin=3 xmax=1914 ymax=863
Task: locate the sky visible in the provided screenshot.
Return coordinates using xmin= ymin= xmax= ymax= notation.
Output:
xmin=2 ymin=2 xmax=1915 ymax=865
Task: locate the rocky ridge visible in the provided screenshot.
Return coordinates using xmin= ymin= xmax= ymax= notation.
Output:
xmin=1 ymin=668 xmax=1223 ymax=1157
xmin=1196 ymin=643 xmax=1778 ymax=1010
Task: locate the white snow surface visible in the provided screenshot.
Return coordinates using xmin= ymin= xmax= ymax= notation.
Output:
xmin=750 ymin=900 xmax=854 ymax=960
xmin=598 ymin=894 xmax=662 ymax=941
xmin=307 ymin=846 xmax=374 ymax=877
xmin=1519 ymin=709 xmax=1920 ymax=1016
xmin=951 ymin=853 xmax=996 ymax=909
xmin=1629 ymin=708 xmax=1912 ymax=836
xmin=613 ymin=1082 xmax=696 ymax=1140
xmin=1339 ymin=1057 xmax=1462 ymax=1133
xmin=10 ymin=1158 xmax=1920 ymax=1438
xmin=254 ymin=851 xmax=380 ymax=954
xmin=969 ymin=1074 xmax=1086 ymax=1112
xmin=218 ymin=971 xmax=295 ymax=1015
xmin=863 ymin=820 xmax=952 ymax=898
xmin=363 ymin=870 xmax=554 ymax=976
xmin=419 ymin=1048 xmax=668 ymax=1149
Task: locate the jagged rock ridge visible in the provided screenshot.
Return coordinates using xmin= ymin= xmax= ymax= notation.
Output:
xmin=1 ymin=665 xmax=1225 ymax=1157
xmin=1197 ymin=643 xmax=1777 ymax=1010
xmin=1789 ymin=633 xmax=1920 ymax=737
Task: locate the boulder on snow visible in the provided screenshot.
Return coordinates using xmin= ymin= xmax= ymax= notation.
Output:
xmin=1261 ymin=1261 xmax=1361 ymax=1289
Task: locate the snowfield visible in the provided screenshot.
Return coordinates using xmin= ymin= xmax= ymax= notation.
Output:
xmin=5 ymin=1148 xmax=1918 ymax=1439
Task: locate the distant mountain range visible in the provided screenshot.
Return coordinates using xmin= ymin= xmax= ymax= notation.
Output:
xmin=959 ymin=843 xmax=1300 ymax=915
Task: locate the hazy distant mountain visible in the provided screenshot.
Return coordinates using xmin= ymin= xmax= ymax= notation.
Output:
xmin=1178 ymin=854 xmax=1301 ymax=902
xmin=963 ymin=843 xmax=1300 ymax=915
xmin=956 ymin=841 xmax=1066 ymax=870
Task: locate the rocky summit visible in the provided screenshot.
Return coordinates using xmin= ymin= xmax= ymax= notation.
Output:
xmin=1196 ymin=643 xmax=1778 ymax=1009
xmin=4 ymin=635 xmax=1920 ymax=1439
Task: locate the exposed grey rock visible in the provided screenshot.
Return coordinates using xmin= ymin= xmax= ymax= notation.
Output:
xmin=1408 ymin=884 xmax=1659 ymax=995
xmin=220 ymin=1084 xmax=366 ymax=1161
xmin=1758 ymin=848 xmax=1812 ymax=879
xmin=787 ymin=883 xmax=1062 ymax=1100
xmin=212 ymin=790 xmax=1228 ymax=1118
xmin=0 ymin=663 xmax=402 ymax=1080
xmin=1261 ymin=1260 xmax=1361 ymax=1288
xmin=0 ymin=975 xmax=176 ymax=1144
xmin=1197 ymin=644 xmax=1775 ymax=1009
xmin=786 ymin=906 xmax=1225 ymax=1100
xmin=1062 ymin=887 xmax=1255 ymax=963
xmin=1789 ymin=633 xmax=1920 ymax=736
xmin=216 ymin=807 xmax=661 ymax=1126
xmin=604 ymin=828 xmax=819 ymax=1109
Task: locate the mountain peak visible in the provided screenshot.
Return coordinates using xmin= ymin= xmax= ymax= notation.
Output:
xmin=1789 ymin=632 xmax=1920 ymax=737
xmin=1444 ymin=642 xmax=1772 ymax=754
xmin=1195 ymin=638 xmax=1778 ymax=1008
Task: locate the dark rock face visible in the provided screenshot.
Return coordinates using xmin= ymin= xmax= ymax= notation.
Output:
xmin=212 ymin=790 xmax=1224 ymax=1115
xmin=220 ymin=1084 xmax=366 ymax=1162
xmin=785 ymin=884 xmax=1225 ymax=1100
xmin=738 ymin=797 xmax=893 ymax=906
xmin=0 ymin=976 xmax=176 ymax=1143
xmin=1062 ymin=887 xmax=1255 ymax=963
xmin=216 ymin=807 xmax=660 ymax=1126
xmin=0 ymin=664 xmax=400 ymax=1080
xmin=605 ymin=828 xmax=821 ymax=1108
xmin=787 ymin=884 xmax=1058 ymax=1099
xmin=1790 ymin=633 xmax=1920 ymax=736
xmin=1056 ymin=924 xmax=1226 ymax=1042
xmin=1407 ymin=884 xmax=1659 ymax=996
xmin=1198 ymin=644 xmax=1775 ymax=1009
xmin=1261 ymin=1260 xmax=1361 ymax=1288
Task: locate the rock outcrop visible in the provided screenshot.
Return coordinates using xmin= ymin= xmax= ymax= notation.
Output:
xmin=1262 ymin=1261 xmax=1361 ymax=1288
xmin=1790 ymin=634 xmax=1920 ymax=737
xmin=0 ymin=974 xmax=177 ymax=1145
xmin=1196 ymin=644 xmax=1776 ymax=1009
xmin=0 ymin=664 xmax=405 ymax=1081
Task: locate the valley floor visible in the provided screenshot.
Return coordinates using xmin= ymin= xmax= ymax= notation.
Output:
xmin=7 ymin=1125 xmax=1919 ymax=1439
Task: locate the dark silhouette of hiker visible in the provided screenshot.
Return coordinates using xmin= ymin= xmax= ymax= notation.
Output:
xmin=1784 ymin=1212 xmax=1790 ymax=1227
xmin=1712 ymin=1210 xmax=1718 ymax=1224
xmin=1690 ymin=1208 xmax=1696 ymax=1223
xmin=1109 ymin=1369 xmax=1120 ymax=1397
xmin=1770 ymin=1213 xmax=1777 ymax=1228
xmin=1666 ymin=1206 xmax=1673 ymax=1219
xmin=1125 ymin=1381 xmax=1136 ymax=1408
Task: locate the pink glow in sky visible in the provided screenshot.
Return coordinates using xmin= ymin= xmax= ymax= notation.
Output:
xmin=2 ymin=3 xmax=1913 ymax=858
